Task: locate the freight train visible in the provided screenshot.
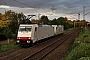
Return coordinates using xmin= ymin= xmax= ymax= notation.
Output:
xmin=16 ymin=24 xmax=64 ymax=46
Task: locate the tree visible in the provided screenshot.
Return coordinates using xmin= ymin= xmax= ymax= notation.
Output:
xmin=1 ymin=10 xmax=26 ymax=39
xmin=67 ymin=20 xmax=73 ymax=28
xmin=3 ymin=27 xmax=12 ymax=38
xmin=5 ymin=10 xmax=13 ymax=20
xmin=0 ymin=14 xmax=8 ymax=27
xmin=40 ymin=15 xmax=49 ymax=24
xmin=80 ymin=20 xmax=87 ymax=27
xmin=49 ymin=18 xmax=58 ymax=25
xmin=56 ymin=17 xmax=70 ymax=30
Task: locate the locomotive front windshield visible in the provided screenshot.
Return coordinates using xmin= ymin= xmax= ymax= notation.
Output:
xmin=19 ymin=26 xmax=32 ymax=31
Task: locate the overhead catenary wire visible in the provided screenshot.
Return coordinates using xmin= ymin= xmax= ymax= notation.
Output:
xmin=12 ymin=0 xmax=46 ymax=17
xmin=32 ymin=0 xmax=56 ymax=19
xmin=33 ymin=0 xmax=52 ymax=11
xmin=12 ymin=0 xmax=53 ymax=19
xmin=0 ymin=1 xmax=11 ymax=12
xmin=33 ymin=0 xmax=55 ymax=12
xmin=66 ymin=14 xmax=78 ymax=20
xmin=0 ymin=0 xmax=19 ymax=9
xmin=1 ymin=0 xmax=56 ymax=19
xmin=13 ymin=0 xmax=35 ymax=8
xmin=1 ymin=0 xmax=53 ymax=13
xmin=0 ymin=0 xmax=36 ymax=10
xmin=12 ymin=0 xmax=38 ymax=14
xmin=1 ymin=0 xmax=39 ymax=16
xmin=12 ymin=0 xmax=47 ymax=12
xmin=0 ymin=1 xmax=24 ymax=13
xmin=0 ymin=0 xmax=39 ymax=20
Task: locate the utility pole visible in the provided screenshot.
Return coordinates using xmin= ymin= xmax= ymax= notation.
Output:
xmin=38 ymin=13 xmax=41 ymax=20
xmin=78 ymin=12 xmax=80 ymax=20
xmin=83 ymin=6 xmax=85 ymax=20
xmin=83 ymin=6 xmax=86 ymax=27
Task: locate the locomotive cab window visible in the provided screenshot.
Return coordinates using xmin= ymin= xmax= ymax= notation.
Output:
xmin=19 ymin=26 xmax=32 ymax=31
xmin=19 ymin=27 xmax=25 ymax=31
xmin=25 ymin=27 xmax=32 ymax=31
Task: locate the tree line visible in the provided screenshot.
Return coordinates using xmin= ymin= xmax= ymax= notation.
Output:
xmin=0 ymin=10 xmax=87 ymax=40
xmin=31 ymin=15 xmax=87 ymax=29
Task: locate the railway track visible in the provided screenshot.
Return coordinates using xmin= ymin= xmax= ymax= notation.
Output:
xmin=0 ymin=32 xmax=64 ymax=60
xmin=23 ymin=28 xmax=81 ymax=60
xmin=0 ymin=28 xmax=81 ymax=60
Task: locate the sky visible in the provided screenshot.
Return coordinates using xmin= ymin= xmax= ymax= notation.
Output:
xmin=0 ymin=0 xmax=90 ymax=21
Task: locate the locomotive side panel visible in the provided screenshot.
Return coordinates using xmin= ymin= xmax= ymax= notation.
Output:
xmin=34 ymin=27 xmax=54 ymax=42
xmin=56 ymin=25 xmax=64 ymax=35
xmin=52 ymin=25 xmax=64 ymax=35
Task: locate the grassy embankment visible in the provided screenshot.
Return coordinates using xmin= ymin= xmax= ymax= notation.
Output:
xmin=63 ymin=27 xmax=90 ymax=60
xmin=0 ymin=39 xmax=19 ymax=53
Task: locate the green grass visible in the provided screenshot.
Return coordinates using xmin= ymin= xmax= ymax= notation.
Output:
xmin=63 ymin=27 xmax=90 ymax=60
xmin=0 ymin=42 xmax=19 ymax=53
xmin=65 ymin=28 xmax=75 ymax=31
xmin=79 ymin=57 xmax=90 ymax=60
xmin=63 ymin=43 xmax=90 ymax=60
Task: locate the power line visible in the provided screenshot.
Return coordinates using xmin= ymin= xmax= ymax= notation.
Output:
xmin=1 ymin=0 xmax=55 ymax=19
xmin=1 ymin=0 xmax=38 ymax=14
xmin=12 ymin=0 xmax=41 ymax=15
xmin=32 ymin=0 xmax=51 ymax=13
xmin=67 ymin=14 xmax=78 ymax=20
xmin=0 ymin=1 xmax=12 ymax=12
xmin=13 ymin=0 xmax=35 ymax=8
xmin=83 ymin=6 xmax=90 ymax=20
xmin=66 ymin=12 xmax=80 ymax=20
xmin=13 ymin=0 xmax=50 ymax=19
xmin=1 ymin=0 xmax=36 ymax=9
xmin=0 ymin=1 xmax=24 ymax=13
xmin=33 ymin=0 xmax=48 ymax=8
xmin=33 ymin=0 xmax=56 ymax=11
xmin=12 ymin=0 xmax=53 ymax=13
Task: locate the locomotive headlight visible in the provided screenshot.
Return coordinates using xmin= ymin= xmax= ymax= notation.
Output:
xmin=28 ymin=37 xmax=31 ymax=39
xmin=17 ymin=40 xmax=20 ymax=43
xmin=27 ymin=41 xmax=30 ymax=43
